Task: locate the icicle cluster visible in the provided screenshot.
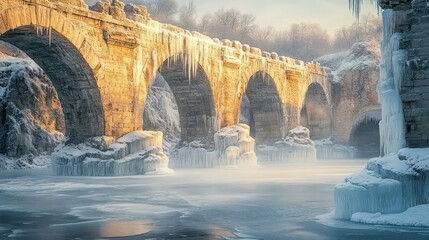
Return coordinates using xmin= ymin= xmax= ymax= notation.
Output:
xmin=378 ymin=9 xmax=407 ymax=156
xmin=349 ymin=0 xmax=380 ymax=18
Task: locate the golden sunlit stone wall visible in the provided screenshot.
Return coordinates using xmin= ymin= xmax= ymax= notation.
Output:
xmin=0 ymin=0 xmax=330 ymax=140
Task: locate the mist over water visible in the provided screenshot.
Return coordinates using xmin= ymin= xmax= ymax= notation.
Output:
xmin=1 ymin=160 xmax=428 ymax=239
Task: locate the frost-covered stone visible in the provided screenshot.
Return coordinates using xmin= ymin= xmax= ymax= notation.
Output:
xmin=257 ymin=126 xmax=316 ymax=163
xmin=52 ymin=131 xmax=171 ymax=176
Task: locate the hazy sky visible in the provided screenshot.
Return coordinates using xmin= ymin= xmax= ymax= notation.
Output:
xmin=190 ymin=0 xmax=378 ymax=35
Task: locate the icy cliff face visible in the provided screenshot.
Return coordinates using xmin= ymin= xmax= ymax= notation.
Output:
xmin=143 ymin=73 xmax=180 ymax=151
xmin=257 ymin=126 xmax=317 ymax=163
xmin=0 ymin=44 xmax=65 ymax=169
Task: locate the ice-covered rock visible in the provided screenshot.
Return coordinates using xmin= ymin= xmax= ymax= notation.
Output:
xmin=334 ymin=148 xmax=429 ymax=220
xmin=170 ymin=124 xmax=257 ymax=168
xmin=257 ymin=126 xmax=317 ymax=163
xmin=315 ymin=138 xmax=357 ymax=159
xmin=143 ymin=73 xmax=180 ymax=153
xmin=0 ymin=47 xmax=65 ymax=169
xmin=52 ymin=131 xmax=171 ymax=176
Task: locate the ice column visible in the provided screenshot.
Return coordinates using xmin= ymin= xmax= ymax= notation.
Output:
xmin=378 ymin=9 xmax=407 ymax=156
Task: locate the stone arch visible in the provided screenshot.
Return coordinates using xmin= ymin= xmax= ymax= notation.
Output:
xmin=143 ymin=54 xmax=218 ymax=144
xmin=0 ymin=6 xmax=107 ymax=141
xmin=350 ymin=109 xmax=381 ymax=157
xmin=300 ymin=82 xmax=331 ymax=140
xmin=240 ymin=71 xmax=286 ymax=145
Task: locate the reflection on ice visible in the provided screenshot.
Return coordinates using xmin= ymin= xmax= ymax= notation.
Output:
xmin=99 ymin=221 xmax=152 ymax=238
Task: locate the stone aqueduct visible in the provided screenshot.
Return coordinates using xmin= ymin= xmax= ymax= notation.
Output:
xmin=1 ymin=0 xmax=339 ymax=146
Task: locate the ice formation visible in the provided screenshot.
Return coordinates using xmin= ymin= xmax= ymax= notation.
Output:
xmin=335 ymin=148 xmax=429 ymax=220
xmin=52 ymin=131 xmax=171 ymax=176
xmin=315 ymin=138 xmax=357 ymax=159
xmin=257 ymin=126 xmax=316 ymax=163
xmin=169 ymin=124 xmax=257 ymax=168
xmin=378 ymin=9 xmax=407 ymax=156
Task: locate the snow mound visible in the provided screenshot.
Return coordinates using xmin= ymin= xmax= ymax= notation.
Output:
xmin=52 ymin=131 xmax=171 ymax=176
xmin=170 ymin=124 xmax=257 ymax=168
xmin=257 ymin=126 xmax=316 ymax=163
xmin=335 ymin=148 xmax=429 ymax=221
xmin=315 ymin=138 xmax=357 ymax=159
xmin=351 ymin=205 xmax=429 ymax=227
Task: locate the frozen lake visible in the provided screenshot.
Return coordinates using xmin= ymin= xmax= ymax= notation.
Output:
xmin=1 ymin=160 xmax=428 ymax=239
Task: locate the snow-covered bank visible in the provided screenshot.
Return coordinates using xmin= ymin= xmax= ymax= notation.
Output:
xmin=257 ymin=126 xmax=316 ymax=163
xmin=52 ymin=131 xmax=172 ymax=176
xmin=170 ymin=124 xmax=257 ymax=168
xmin=334 ymin=148 xmax=429 ymax=221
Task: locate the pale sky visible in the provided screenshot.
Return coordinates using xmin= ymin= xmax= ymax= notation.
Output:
xmin=189 ymin=0 xmax=378 ymax=35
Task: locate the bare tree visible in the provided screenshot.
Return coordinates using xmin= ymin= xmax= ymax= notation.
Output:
xmin=198 ymin=13 xmax=212 ymax=35
xmin=178 ymin=0 xmax=197 ymax=30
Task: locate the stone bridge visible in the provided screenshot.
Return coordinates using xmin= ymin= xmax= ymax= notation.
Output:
xmin=0 ymin=0 xmax=330 ymax=145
